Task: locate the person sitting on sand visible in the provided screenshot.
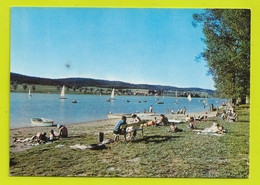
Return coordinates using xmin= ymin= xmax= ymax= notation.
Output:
xmin=169 ymin=122 xmax=183 ymax=132
xmin=49 ymin=129 xmax=59 ymax=141
xmin=56 ymin=124 xmax=68 ymax=138
xmin=127 ymin=114 xmax=142 ymax=139
xmin=187 ymin=117 xmax=195 ymax=129
xmin=113 ymin=116 xmax=127 ymax=141
xmin=157 ymin=114 xmax=169 ymax=126
xmin=221 ymin=110 xmax=226 ymax=120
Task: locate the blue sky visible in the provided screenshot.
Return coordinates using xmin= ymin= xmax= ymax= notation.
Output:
xmin=11 ymin=8 xmax=215 ymax=90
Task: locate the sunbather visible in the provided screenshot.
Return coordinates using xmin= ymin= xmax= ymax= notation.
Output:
xmin=193 ymin=123 xmax=226 ymax=134
xmin=169 ymin=122 xmax=183 ymax=132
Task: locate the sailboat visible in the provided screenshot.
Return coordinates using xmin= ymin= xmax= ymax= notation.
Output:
xmin=203 ymin=96 xmax=208 ymax=105
xmin=110 ymin=88 xmax=115 ymax=100
xmin=187 ymin=94 xmax=192 ymax=101
xmin=59 ymin=85 xmax=67 ymax=99
xmin=174 ymin=90 xmax=178 ymax=104
xmin=28 ymin=88 xmax=32 ymax=97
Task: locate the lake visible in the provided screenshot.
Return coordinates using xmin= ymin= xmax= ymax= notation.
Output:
xmin=10 ymin=92 xmax=224 ymax=129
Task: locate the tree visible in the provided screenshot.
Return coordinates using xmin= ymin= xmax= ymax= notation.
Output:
xmin=56 ymin=85 xmax=61 ymax=91
xmin=193 ymin=9 xmax=250 ymax=103
xmin=32 ymin=85 xmax=36 ymax=91
xmin=22 ymin=84 xmax=27 ymax=90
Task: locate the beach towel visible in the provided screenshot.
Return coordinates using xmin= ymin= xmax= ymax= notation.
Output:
xmin=69 ymin=144 xmax=88 ymax=150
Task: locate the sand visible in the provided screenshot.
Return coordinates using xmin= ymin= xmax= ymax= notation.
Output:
xmin=10 ymin=111 xmax=218 ymax=153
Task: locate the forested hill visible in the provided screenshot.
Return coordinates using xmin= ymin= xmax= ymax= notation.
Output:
xmin=10 ymin=72 xmax=214 ymax=93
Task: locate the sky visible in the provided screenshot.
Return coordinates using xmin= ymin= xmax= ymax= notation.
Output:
xmin=11 ymin=8 xmax=215 ymax=90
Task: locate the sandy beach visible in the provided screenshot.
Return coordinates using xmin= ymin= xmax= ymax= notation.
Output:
xmin=10 ymin=111 xmax=217 ymax=153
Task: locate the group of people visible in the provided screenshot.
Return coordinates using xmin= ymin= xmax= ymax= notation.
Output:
xmin=14 ymin=124 xmax=68 ymax=144
xmin=220 ymin=109 xmax=238 ymax=122
xmin=168 ymin=107 xmax=186 ymax=115
xmin=113 ymin=114 xmax=142 ymax=141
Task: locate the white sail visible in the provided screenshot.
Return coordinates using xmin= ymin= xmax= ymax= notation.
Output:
xmin=187 ymin=94 xmax=192 ymax=101
xmin=60 ymin=85 xmax=67 ymax=99
xmin=28 ymin=89 xmax=32 ymax=97
xmin=111 ymin=88 xmax=115 ymax=100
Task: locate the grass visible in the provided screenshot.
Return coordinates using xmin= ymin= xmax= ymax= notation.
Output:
xmin=9 ymin=108 xmax=249 ymax=178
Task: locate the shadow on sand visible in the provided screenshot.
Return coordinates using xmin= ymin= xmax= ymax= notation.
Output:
xmin=130 ymin=135 xmax=183 ymax=144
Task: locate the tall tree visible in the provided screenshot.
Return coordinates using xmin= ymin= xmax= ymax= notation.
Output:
xmin=193 ymin=9 xmax=250 ymax=103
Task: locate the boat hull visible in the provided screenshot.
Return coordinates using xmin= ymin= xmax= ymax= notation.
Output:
xmin=136 ymin=112 xmax=156 ymax=117
xmin=107 ymin=114 xmax=132 ymax=119
xmin=31 ymin=118 xmax=55 ymax=126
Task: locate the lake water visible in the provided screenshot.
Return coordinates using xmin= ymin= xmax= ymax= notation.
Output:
xmin=10 ymin=93 xmax=224 ymax=129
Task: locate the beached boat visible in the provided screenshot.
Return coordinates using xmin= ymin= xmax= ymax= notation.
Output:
xmin=136 ymin=112 xmax=156 ymax=117
xmin=31 ymin=118 xmax=55 ymax=126
xmin=59 ymin=85 xmax=67 ymax=99
xmin=107 ymin=113 xmax=132 ymax=119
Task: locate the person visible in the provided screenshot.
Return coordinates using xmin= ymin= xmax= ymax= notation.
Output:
xmin=113 ymin=116 xmax=127 ymax=141
xmin=56 ymin=124 xmax=68 ymax=138
xmin=127 ymin=114 xmax=142 ymax=139
xmin=187 ymin=117 xmax=195 ymax=129
xmin=14 ymin=132 xmax=48 ymax=144
xmin=227 ymin=111 xmax=238 ymax=122
xmin=166 ymin=108 xmax=169 ymax=114
xmin=157 ymin=114 xmax=169 ymax=126
xmin=203 ymin=104 xmax=205 ymax=111
xmin=171 ymin=108 xmax=174 ymax=114
xmin=193 ymin=123 xmax=226 ymax=134
xmin=185 ymin=115 xmax=191 ymax=122
xmin=169 ymin=122 xmax=183 ymax=132
xmin=183 ymin=107 xmax=186 ymax=115
xmin=31 ymin=132 xmax=48 ymax=143
xmin=149 ymin=105 xmax=153 ymax=112
xmin=221 ymin=110 xmax=226 ymax=120
xmin=49 ymin=129 xmax=59 ymax=141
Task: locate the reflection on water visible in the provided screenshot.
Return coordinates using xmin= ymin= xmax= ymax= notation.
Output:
xmin=10 ymin=93 xmax=224 ymax=129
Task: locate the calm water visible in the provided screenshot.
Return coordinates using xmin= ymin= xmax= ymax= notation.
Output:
xmin=10 ymin=93 xmax=224 ymax=129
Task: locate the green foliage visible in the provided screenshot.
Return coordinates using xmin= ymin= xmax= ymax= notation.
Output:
xmin=193 ymin=9 xmax=250 ymax=101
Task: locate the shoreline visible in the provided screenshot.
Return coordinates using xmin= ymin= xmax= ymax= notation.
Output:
xmin=10 ymin=110 xmax=217 ymax=130
xmin=10 ymin=111 xmax=218 ymax=153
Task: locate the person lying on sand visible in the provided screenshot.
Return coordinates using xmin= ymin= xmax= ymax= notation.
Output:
xmin=169 ymin=122 xmax=183 ymax=132
xmin=193 ymin=123 xmax=226 ymax=134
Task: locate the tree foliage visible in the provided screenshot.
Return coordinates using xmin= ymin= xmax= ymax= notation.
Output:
xmin=193 ymin=9 xmax=250 ymax=103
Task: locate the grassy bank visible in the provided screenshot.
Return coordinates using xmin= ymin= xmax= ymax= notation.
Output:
xmin=9 ymin=108 xmax=249 ymax=178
